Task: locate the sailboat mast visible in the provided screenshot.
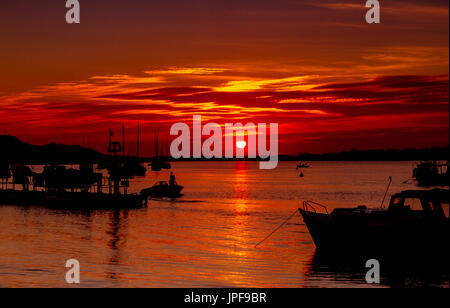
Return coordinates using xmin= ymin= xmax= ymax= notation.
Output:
xmin=109 ymin=128 xmax=112 ymax=153
xmin=122 ymin=124 xmax=125 ymax=156
xmin=166 ymin=135 xmax=169 ymax=158
xmin=155 ymin=128 xmax=159 ymax=159
xmin=136 ymin=121 xmax=140 ymax=157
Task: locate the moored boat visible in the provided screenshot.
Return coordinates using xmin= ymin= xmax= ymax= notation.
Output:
xmin=413 ymin=161 xmax=449 ymax=186
xmin=299 ymin=189 xmax=449 ymax=255
xmin=0 ymin=129 xmax=149 ymax=209
xmin=296 ymin=163 xmax=310 ymax=170
xmin=0 ymin=162 xmax=147 ymax=209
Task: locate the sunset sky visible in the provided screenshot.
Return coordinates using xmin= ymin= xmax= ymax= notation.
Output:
xmin=0 ymin=0 xmax=448 ymax=155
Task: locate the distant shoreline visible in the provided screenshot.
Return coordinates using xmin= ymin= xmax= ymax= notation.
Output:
xmin=1 ymin=135 xmax=448 ymax=164
xmin=143 ymin=148 xmax=449 ymax=162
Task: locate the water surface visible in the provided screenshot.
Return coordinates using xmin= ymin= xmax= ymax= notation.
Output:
xmin=0 ymin=162 xmax=448 ymax=288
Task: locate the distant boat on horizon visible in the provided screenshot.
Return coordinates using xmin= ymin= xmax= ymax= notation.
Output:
xmin=296 ymin=162 xmax=310 ymax=170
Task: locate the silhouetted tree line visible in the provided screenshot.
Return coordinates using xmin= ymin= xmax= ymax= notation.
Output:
xmin=1 ymin=135 xmax=448 ymax=163
xmin=0 ymin=135 xmax=108 ymax=164
xmin=286 ymin=147 xmax=449 ymax=161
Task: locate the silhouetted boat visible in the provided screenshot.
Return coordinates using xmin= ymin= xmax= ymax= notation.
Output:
xmin=149 ymin=160 xmax=171 ymax=171
xmin=0 ymin=162 xmax=147 ymax=209
xmin=100 ymin=124 xmax=147 ymax=177
xmin=0 ymin=129 xmax=149 ymax=209
xmin=161 ymin=161 xmax=172 ymax=170
xmin=149 ymin=161 xmax=162 ymax=171
xmin=296 ymin=163 xmax=310 ymax=170
xmin=148 ymin=128 xmax=171 ymax=171
xmin=0 ymin=163 xmax=145 ymax=208
xmin=97 ymin=160 xmax=146 ymax=177
xmin=121 ymin=160 xmax=147 ymax=177
xmin=299 ymin=189 xmax=449 ymax=255
xmin=413 ymin=161 xmax=448 ymax=187
xmin=0 ymin=189 xmax=145 ymax=209
xmin=0 ymin=163 xmax=11 ymax=179
xmin=140 ymin=181 xmax=183 ymax=198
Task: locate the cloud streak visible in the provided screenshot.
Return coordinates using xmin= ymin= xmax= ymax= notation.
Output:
xmin=0 ymin=66 xmax=448 ymax=154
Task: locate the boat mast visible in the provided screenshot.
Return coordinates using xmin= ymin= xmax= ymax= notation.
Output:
xmin=122 ymin=124 xmax=125 ymax=157
xmin=109 ymin=128 xmax=112 ymax=151
xmin=155 ymin=128 xmax=159 ymax=159
xmin=166 ymin=133 xmax=169 ymax=158
xmin=137 ymin=121 xmax=140 ymax=157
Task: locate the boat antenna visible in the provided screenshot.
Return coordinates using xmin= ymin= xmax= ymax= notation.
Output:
xmin=380 ymin=176 xmax=392 ymax=208
xmin=255 ymin=209 xmax=299 ymax=248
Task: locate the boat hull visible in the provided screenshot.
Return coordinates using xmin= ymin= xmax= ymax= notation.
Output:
xmin=416 ymin=173 xmax=449 ymax=187
xmin=141 ymin=185 xmax=183 ymax=198
xmin=299 ymin=208 xmax=449 ymax=256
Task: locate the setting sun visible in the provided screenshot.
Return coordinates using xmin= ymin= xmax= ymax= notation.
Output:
xmin=236 ymin=141 xmax=247 ymax=149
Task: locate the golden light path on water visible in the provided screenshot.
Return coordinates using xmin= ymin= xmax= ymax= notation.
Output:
xmin=0 ymin=162 xmax=448 ymax=288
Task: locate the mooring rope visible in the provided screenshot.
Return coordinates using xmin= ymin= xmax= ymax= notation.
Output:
xmin=254 ymin=209 xmax=300 ymax=248
xmin=380 ymin=176 xmax=392 ymax=208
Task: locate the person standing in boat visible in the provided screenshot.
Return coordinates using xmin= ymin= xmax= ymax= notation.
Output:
xmin=169 ymin=172 xmax=176 ymax=187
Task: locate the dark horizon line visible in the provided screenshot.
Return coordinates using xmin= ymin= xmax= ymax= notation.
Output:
xmin=1 ymin=134 xmax=449 ymax=164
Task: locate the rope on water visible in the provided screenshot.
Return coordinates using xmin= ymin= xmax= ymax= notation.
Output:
xmin=380 ymin=176 xmax=392 ymax=209
xmin=254 ymin=209 xmax=299 ymax=248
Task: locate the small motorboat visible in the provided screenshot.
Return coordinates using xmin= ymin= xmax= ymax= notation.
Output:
xmin=299 ymin=189 xmax=449 ymax=256
xmin=140 ymin=181 xmax=184 ymax=198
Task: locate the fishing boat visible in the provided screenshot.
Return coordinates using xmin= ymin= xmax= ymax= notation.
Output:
xmin=140 ymin=181 xmax=184 ymax=198
xmin=299 ymin=189 xmax=449 ymax=255
xmin=413 ymin=160 xmax=448 ymax=186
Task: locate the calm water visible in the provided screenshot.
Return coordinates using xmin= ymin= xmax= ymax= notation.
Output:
xmin=0 ymin=162 xmax=448 ymax=288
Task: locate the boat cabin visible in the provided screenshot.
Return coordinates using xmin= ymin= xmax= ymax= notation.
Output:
xmin=388 ymin=189 xmax=449 ymax=219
